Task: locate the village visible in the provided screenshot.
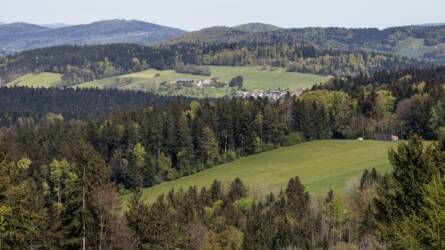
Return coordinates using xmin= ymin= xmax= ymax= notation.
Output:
xmin=229 ymin=89 xmax=304 ymax=101
xmin=171 ymin=77 xmax=304 ymax=101
xmin=171 ymin=78 xmax=226 ymax=88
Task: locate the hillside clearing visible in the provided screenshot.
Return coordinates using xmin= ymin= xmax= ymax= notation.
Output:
xmin=76 ymin=66 xmax=329 ymax=97
xmin=131 ymin=140 xmax=396 ymax=203
xmin=6 ymin=72 xmax=62 ymax=88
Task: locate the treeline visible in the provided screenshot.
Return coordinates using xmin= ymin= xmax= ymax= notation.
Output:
xmin=175 ymin=64 xmax=211 ymax=76
xmin=313 ymin=66 xmax=445 ymax=139
xmin=126 ymin=136 xmax=445 ymax=249
xmin=0 ymin=87 xmax=188 ymax=126
xmin=171 ymin=42 xmax=425 ymax=75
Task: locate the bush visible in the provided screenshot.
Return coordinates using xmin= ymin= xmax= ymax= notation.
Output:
xmin=257 ymin=143 xmax=277 ymax=153
xmin=229 ymin=75 xmax=244 ymax=88
xmin=282 ymin=132 xmax=305 ymax=146
xmin=220 ymin=150 xmax=239 ymax=164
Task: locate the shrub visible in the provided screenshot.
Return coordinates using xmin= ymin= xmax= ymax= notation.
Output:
xmin=282 ymin=132 xmax=305 ymax=146
xmin=229 ymin=75 xmax=244 ymax=88
xmin=220 ymin=150 xmax=238 ymax=164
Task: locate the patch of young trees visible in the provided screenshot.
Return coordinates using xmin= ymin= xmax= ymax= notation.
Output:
xmin=175 ymin=64 xmax=211 ymax=76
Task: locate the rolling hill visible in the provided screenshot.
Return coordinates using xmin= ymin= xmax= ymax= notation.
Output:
xmin=167 ymin=24 xmax=445 ymax=64
xmin=75 ymin=66 xmax=329 ymax=97
xmin=130 ymin=140 xmax=396 ymax=203
xmin=234 ymin=23 xmax=283 ymax=33
xmin=0 ymin=19 xmax=185 ymax=53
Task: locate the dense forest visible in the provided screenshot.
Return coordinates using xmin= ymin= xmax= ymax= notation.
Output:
xmin=170 ymin=25 xmax=445 ymax=63
xmin=0 ymin=87 xmax=188 ymax=125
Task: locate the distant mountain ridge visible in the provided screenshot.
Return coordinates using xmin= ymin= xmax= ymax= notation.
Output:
xmin=234 ymin=23 xmax=282 ymax=32
xmin=0 ymin=19 xmax=185 ymax=53
xmin=43 ymin=23 xmax=71 ymax=29
xmin=167 ymin=24 xmax=445 ymax=64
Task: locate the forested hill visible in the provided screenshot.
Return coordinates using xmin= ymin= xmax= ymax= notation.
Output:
xmin=0 ymin=42 xmax=427 ymax=86
xmin=167 ymin=25 xmax=445 ymax=64
xmin=0 ymin=19 xmax=185 ymax=54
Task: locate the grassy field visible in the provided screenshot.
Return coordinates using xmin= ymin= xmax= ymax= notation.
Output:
xmin=132 ymin=140 xmax=396 ymax=203
xmin=7 ymin=72 xmax=62 ymax=88
xmin=76 ymin=66 xmax=329 ymax=97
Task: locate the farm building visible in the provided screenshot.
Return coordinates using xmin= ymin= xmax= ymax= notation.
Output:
xmin=374 ymin=134 xmax=399 ymax=141
xmin=176 ymin=78 xmax=195 ymax=87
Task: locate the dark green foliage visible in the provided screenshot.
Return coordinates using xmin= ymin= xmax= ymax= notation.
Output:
xmin=126 ymin=177 xmax=320 ymax=249
xmin=229 ymin=75 xmax=244 ymax=88
xmin=175 ymin=64 xmax=211 ymax=76
xmin=285 ymin=176 xmax=310 ymax=220
xmin=0 ymin=87 xmax=183 ymax=126
xmin=373 ymin=137 xmax=445 ymax=248
xmin=227 ymin=178 xmax=247 ymax=202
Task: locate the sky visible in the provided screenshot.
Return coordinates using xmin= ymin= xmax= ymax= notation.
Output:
xmin=2 ymin=0 xmax=444 ymax=31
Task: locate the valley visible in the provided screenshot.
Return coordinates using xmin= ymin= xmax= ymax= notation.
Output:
xmin=1 ymin=4 xmax=445 ymax=247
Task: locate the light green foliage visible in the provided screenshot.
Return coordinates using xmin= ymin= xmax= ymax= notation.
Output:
xmin=0 ymin=206 xmax=10 ymax=233
xmin=325 ymin=195 xmax=348 ymax=241
xmin=234 ymin=198 xmax=253 ymax=213
xmin=202 ymin=226 xmax=244 ymax=250
xmin=6 ymin=72 xmax=62 ymax=88
xmin=49 ymin=159 xmax=78 ymax=205
xmin=17 ymin=158 xmax=32 ymax=171
xmin=129 ymin=140 xmax=395 ymax=203
xmin=199 ymin=127 xmax=219 ymax=165
xmin=133 ymin=143 xmax=146 ymax=169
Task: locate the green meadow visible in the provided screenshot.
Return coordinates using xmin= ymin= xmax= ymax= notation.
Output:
xmin=131 ymin=140 xmax=396 ymax=203
xmin=76 ymin=66 xmax=329 ymax=97
xmin=6 ymin=72 xmax=62 ymax=88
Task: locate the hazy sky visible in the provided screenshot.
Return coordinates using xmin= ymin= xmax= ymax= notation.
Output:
xmin=2 ymin=0 xmax=444 ymax=30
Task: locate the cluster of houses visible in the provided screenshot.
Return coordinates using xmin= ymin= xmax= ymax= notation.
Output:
xmin=229 ymin=90 xmax=304 ymax=101
xmin=172 ymin=77 xmax=305 ymax=102
xmin=172 ymin=78 xmax=226 ymax=88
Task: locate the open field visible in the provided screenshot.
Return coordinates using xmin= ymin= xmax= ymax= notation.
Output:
xmin=397 ymin=38 xmax=436 ymax=58
xmin=76 ymin=66 xmax=329 ymax=97
xmin=6 ymin=72 xmax=62 ymax=88
xmin=131 ymin=140 xmax=396 ymax=203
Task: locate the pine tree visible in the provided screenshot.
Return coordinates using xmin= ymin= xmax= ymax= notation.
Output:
xmin=227 ymin=178 xmax=247 ymax=202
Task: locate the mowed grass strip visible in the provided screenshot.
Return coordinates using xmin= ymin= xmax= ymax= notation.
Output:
xmin=7 ymin=72 xmax=62 ymax=88
xmin=132 ymin=140 xmax=395 ymax=203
